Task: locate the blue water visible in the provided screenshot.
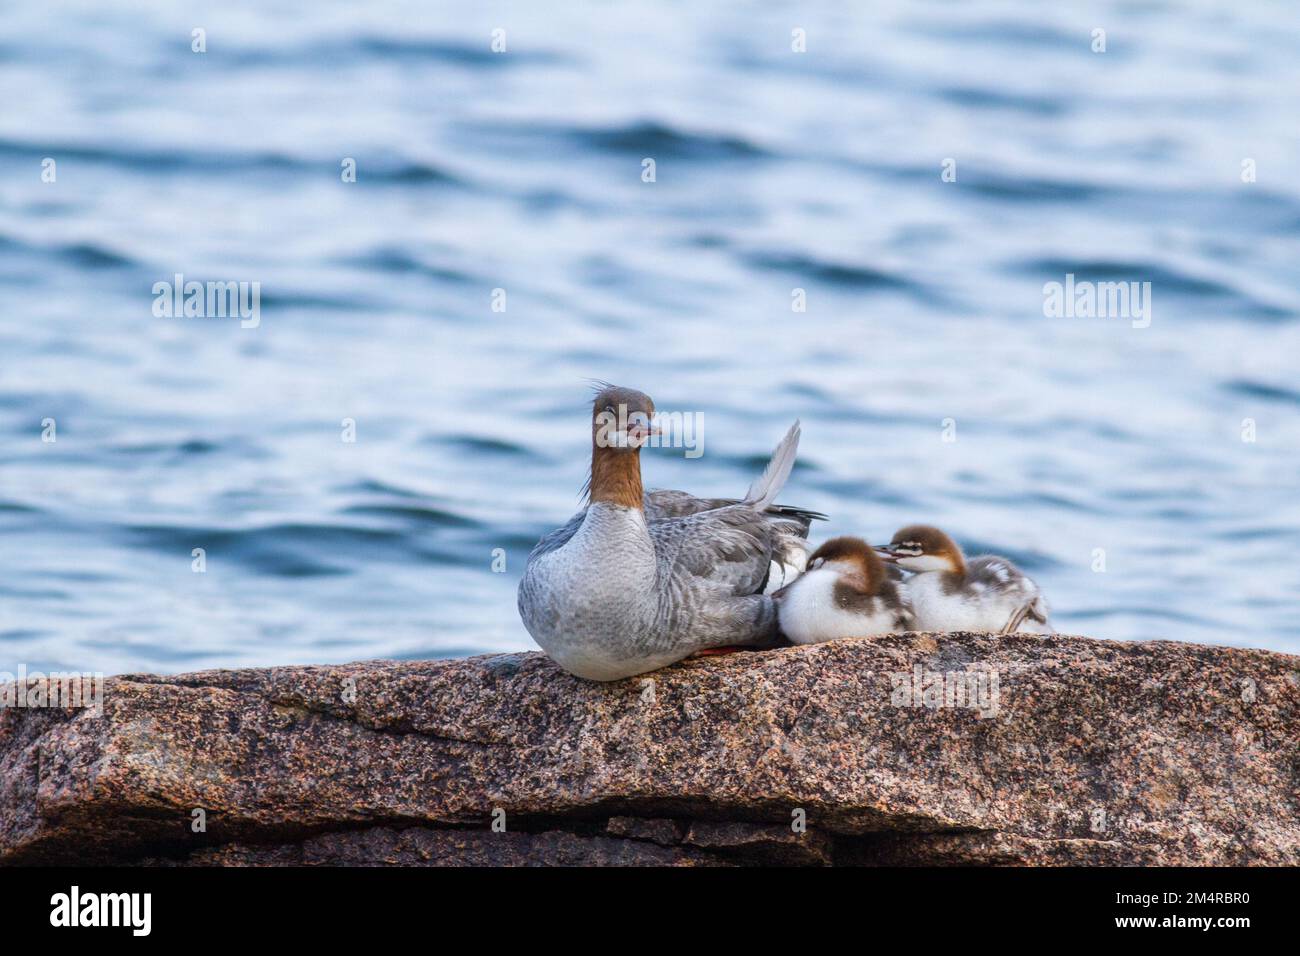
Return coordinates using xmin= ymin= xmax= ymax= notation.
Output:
xmin=2 ymin=1 xmax=1298 ymax=675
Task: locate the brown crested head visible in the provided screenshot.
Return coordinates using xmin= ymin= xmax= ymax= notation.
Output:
xmin=586 ymin=384 xmax=655 ymax=509
xmin=591 ymin=385 xmax=656 ymax=447
xmin=807 ymin=535 xmax=887 ymax=594
xmin=883 ymin=524 xmax=965 ymax=574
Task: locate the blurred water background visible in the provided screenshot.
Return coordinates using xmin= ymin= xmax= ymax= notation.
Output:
xmin=1 ymin=0 xmax=1298 ymax=675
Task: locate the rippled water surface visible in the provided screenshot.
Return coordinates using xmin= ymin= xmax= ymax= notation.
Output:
xmin=2 ymin=1 xmax=1298 ymax=674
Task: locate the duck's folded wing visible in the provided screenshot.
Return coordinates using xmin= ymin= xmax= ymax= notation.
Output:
xmin=648 ymin=505 xmax=780 ymax=596
xmin=644 ymin=489 xmax=733 ymax=520
xmin=645 ymin=488 xmax=826 ymax=528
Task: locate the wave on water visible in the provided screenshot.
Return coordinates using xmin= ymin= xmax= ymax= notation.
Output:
xmin=2 ymin=1 xmax=1298 ymax=673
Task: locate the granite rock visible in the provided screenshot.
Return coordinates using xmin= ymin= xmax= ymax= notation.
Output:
xmin=2 ymin=633 xmax=1296 ymax=865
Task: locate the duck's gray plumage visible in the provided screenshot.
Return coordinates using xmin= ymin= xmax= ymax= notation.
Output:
xmin=518 ymin=418 xmax=817 ymax=680
xmin=530 ymin=488 xmax=817 ymax=559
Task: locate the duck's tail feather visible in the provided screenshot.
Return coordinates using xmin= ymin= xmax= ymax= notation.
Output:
xmin=743 ymin=420 xmax=801 ymax=511
xmin=766 ymin=503 xmax=828 ymax=522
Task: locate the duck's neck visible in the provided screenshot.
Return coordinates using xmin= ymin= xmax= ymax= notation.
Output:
xmin=588 ymin=444 xmax=644 ymax=510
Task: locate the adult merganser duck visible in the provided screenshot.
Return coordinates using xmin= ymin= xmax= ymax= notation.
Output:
xmin=518 ymin=385 xmax=822 ymax=681
xmin=772 ymin=536 xmax=914 ymax=644
xmin=875 ymin=525 xmax=1053 ymax=634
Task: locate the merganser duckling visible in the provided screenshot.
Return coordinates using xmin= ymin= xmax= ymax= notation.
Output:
xmin=876 ymin=525 xmax=1053 ymax=634
xmin=772 ymin=536 xmax=914 ymax=644
xmin=518 ymin=385 xmax=824 ymax=681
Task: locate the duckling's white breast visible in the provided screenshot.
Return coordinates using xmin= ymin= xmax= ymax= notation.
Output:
xmin=778 ymin=569 xmax=898 ymax=645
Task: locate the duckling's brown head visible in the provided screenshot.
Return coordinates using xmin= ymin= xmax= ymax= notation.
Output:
xmin=805 ymin=535 xmax=887 ymax=594
xmin=878 ymin=524 xmax=965 ymax=575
